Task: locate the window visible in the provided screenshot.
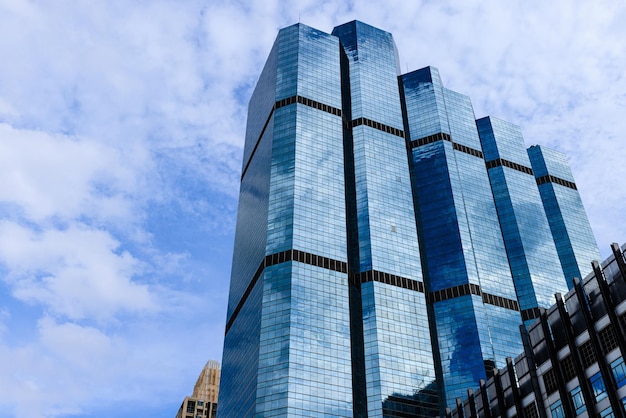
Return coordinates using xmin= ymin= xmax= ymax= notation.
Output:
xmin=524 ymin=402 xmax=539 ymax=418
xmin=600 ymin=407 xmax=614 ymax=418
xmin=197 ymin=401 xmax=204 ymax=406
xmin=186 ymin=400 xmax=196 ymax=413
xmin=543 ymin=369 xmax=558 ymax=394
xmin=580 ymin=340 xmax=597 ymax=368
xmin=590 ymin=372 xmax=608 ymax=402
xmin=570 ymin=386 xmax=586 ymax=415
xmin=599 ymin=325 xmax=618 ymax=353
xmin=550 ymin=399 xmax=565 ymax=418
xmin=611 ymin=357 xmax=626 ymax=388
xmin=561 ymin=355 xmax=576 ymax=381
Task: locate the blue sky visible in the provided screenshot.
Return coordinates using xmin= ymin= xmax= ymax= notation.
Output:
xmin=0 ymin=1 xmax=624 ymax=417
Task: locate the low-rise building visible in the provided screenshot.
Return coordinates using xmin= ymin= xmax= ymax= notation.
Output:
xmin=448 ymin=243 xmax=626 ymax=418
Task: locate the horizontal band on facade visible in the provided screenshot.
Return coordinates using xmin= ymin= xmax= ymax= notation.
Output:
xmin=225 ymin=249 xmax=348 ymax=334
xmin=265 ymin=248 xmax=348 ymax=273
xmin=453 ymin=142 xmax=484 ymax=159
xmin=241 ymin=95 xmax=342 ymax=181
xmin=227 ymin=248 xmax=522 ymax=335
xmin=409 ymin=132 xmax=452 ymax=148
xmin=428 ymin=282 xmax=482 ymax=303
xmin=536 ymin=174 xmax=577 ymax=190
xmin=275 ymin=94 xmax=343 ymax=117
xmin=521 ymin=307 xmax=542 ymax=322
xmin=428 ymin=283 xmax=520 ymax=312
xmin=241 ymin=95 xmax=404 ymax=180
xmin=350 ymin=269 xmax=425 ymax=292
xmin=409 ymin=132 xmax=484 ymax=159
xmin=274 ymin=95 xmax=405 ymax=139
xmin=485 ymin=158 xmax=534 ymax=175
xmin=350 ymin=117 xmax=405 ymax=138
xmin=482 ymin=292 xmax=520 ymax=311
xmin=243 ymin=95 xmax=410 ymax=181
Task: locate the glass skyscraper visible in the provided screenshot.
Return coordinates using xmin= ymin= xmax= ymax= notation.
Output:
xmin=219 ymin=21 xmax=600 ymax=417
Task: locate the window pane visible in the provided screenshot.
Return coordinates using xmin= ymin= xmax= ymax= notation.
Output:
xmin=600 ymin=407 xmax=614 ymax=418
xmin=590 ymin=372 xmax=608 ymax=402
xmin=550 ymin=400 xmax=565 ymax=418
xmin=611 ymin=357 xmax=626 ymax=388
xmin=570 ymin=386 xmax=586 ymax=415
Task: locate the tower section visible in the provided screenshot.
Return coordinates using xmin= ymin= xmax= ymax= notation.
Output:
xmin=332 ymin=21 xmax=439 ymax=417
xmin=477 ymin=117 xmax=568 ymax=321
xmin=220 ymin=23 xmax=352 ymax=417
xmin=401 ymin=67 xmax=524 ymax=410
xmin=527 ymin=145 xmax=601 ymax=283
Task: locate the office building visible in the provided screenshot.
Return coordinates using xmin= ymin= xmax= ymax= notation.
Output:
xmin=219 ymin=21 xmax=598 ymax=417
xmin=176 ymin=361 xmax=220 ymax=418
xmin=448 ymin=243 xmax=626 ymax=418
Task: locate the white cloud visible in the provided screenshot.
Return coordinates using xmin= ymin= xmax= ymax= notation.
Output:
xmin=38 ymin=317 xmax=124 ymax=375
xmin=0 ymin=221 xmax=154 ymax=321
xmin=0 ymin=124 xmax=136 ymax=223
xmin=0 ymin=317 xmax=196 ymax=417
xmin=0 ymin=318 xmax=113 ymax=418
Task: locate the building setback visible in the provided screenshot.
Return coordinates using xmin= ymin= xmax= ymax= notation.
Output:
xmin=448 ymin=243 xmax=626 ymax=418
xmin=219 ymin=21 xmax=599 ymax=417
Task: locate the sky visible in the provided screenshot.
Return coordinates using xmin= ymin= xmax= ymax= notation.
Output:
xmin=0 ymin=0 xmax=624 ymax=417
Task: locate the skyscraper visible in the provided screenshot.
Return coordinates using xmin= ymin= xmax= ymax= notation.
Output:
xmin=219 ymin=21 xmax=599 ymax=417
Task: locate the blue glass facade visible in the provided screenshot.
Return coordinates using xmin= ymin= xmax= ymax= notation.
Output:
xmin=220 ymin=21 xmax=600 ymax=417
xmin=477 ymin=117 xmax=569 ymax=318
xmin=527 ymin=145 xmax=601 ymax=284
xmin=221 ymin=24 xmax=352 ymax=417
xmin=401 ymin=68 xmax=523 ymax=407
xmin=331 ymin=22 xmax=438 ymax=418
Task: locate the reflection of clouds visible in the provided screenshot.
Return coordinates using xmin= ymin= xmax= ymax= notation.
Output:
xmin=432 ymin=295 xmax=522 ymax=407
xmin=506 ymin=198 xmax=570 ymax=308
xmin=485 ymin=165 xmax=570 ymax=309
xmin=361 ymin=283 xmax=437 ymax=415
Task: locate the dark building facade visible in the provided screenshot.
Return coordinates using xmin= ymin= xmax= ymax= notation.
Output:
xmin=448 ymin=243 xmax=626 ymax=418
xmin=219 ymin=21 xmax=600 ymax=417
